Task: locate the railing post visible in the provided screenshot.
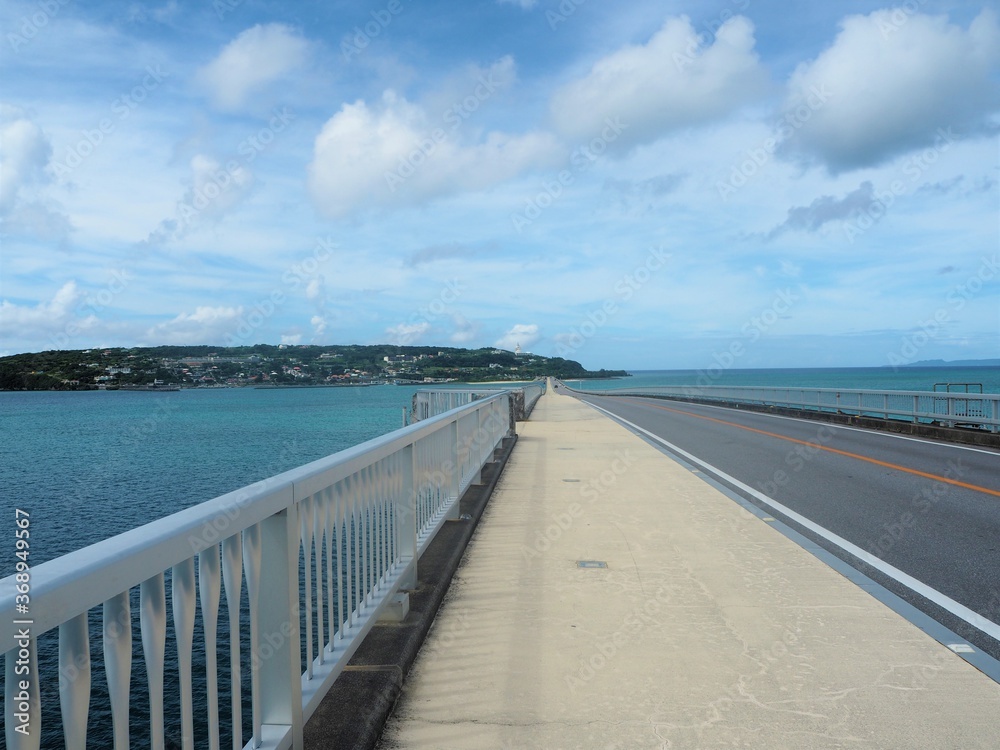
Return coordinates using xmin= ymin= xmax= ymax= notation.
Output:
xmin=448 ymin=417 xmax=463 ymax=520
xmin=257 ymin=508 xmax=303 ymax=748
xmin=398 ymin=444 xmax=418 ymax=589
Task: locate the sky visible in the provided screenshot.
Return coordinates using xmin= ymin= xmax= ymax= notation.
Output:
xmin=0 ymin=0 xmax=998 ymax=370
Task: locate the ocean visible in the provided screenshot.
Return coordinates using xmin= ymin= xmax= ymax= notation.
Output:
xmin=3 ymin=368 xmax=999 ymax=569
xmin=2 ymin=366 xmax=998 ymax=746
xmin=568 ymin=365 xmax=1000 ymax=393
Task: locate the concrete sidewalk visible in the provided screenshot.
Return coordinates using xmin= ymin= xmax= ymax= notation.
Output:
xmin=378 ymin=389 xmax=1000 ymax=749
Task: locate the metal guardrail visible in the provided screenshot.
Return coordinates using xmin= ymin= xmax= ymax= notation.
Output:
xmin=569 ymin=384 xmax=1000 ymax=433
xmin=412 ymin=382 xmax=545 ymax=423
xmin=1 ymin=393 xmax=512 ymax=749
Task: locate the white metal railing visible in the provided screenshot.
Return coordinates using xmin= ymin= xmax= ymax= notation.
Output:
xmin=520 ymin=382 xmax=545 ymax=415
xmin=1 ymin=393 xmax=512 ymax=750
xmin=412 ymin=382 xmax=545 ymax=423
xmin=569 ymin=384 xmax=1000 ymax=433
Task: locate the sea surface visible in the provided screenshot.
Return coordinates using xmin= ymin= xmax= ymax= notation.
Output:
xmin=568 ymin=365 xmax=1000 ymax=393
xmin=1 ymin=366 xmax=997 ymax=746
xmin=2 ymin=368 xmax=998 ymax=568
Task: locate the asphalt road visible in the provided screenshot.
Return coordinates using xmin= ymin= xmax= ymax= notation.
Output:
xmin=572 ymin=391 xmax=1000 ymax=661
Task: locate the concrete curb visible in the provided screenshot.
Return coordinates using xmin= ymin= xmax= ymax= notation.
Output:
xmin=302 ymin=433 xmax=518 ymax=749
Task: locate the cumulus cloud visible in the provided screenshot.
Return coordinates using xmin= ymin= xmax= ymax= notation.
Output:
xmin=495 ymin=323 xmax=540 ymax=351
xmin=308 ymin=90 xmax=562 ymax=218
xmin=0 ymin=105 xmax=71 ymax=239
xmin=0 ymin=107 xmax=51 ymax=212
xmin=386 ymin=320 xmax=431 ymax=345
xmin=144 ymin=305 xmax=244 ymax=345
xmin=196 ymin=24 xmax=309 ymax=111
xmin=140 ymin=155 xmax=254 ymax=246
xmin=768 ymin=182 xmax=875 ymax=238
xmin=549 ymin=16 xmax=768 ymax=152
xmin=310 ymin=314 xmax=327 ymax=337
xmin=0 ymin=282 xmax=94 ymax=344
xmin=305 ymin=278 xmax=322 ymax=300
xmin=781 ymin=9 xmax=1000 ymax=171
xmin=449 ymin=314 xmax=481 ymax=344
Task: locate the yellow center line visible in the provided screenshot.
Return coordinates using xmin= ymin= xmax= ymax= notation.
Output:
xmin=621 ymin=398 xmax=1000 ymax=499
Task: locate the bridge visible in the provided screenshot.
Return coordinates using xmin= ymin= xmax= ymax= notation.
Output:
xmin=4 ymin=380 xmax=1000 ymax=748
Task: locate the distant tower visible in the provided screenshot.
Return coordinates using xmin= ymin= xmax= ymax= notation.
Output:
xmin=515 ymin=342 xmax=522 ymax=356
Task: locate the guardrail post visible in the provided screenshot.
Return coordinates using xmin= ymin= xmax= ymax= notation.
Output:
xmin=398 ymin=444 xmax=418 ymax=589
xmin=257 ymin=508 xmax=303 ymax=748
xmin=448 ymin=417 xmax=463 ymax=520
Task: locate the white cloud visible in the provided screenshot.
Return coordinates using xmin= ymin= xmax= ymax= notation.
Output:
xmin=781 ymin=9 xmax=1000 ymax=171
xmin=281 ymin=333 xmax=302 ymax=345
xmin=497 ymin=0 xmax=537 ymax=10
xmin=144 ymin=305 xmax=244 ymax=345
xmin=495 ymin=323 xmax=540 ymax=351
xmin=0 ymin=282 xmax=93 ymax=344
xmin=385 ymin=320 xmax=430 ymax=345
xmin=196 ymin=24 xmax=309 ymax=112
xmin=549 ymin=15 xmax=768 ymax=152
xmin=449 ymin=314 xmax=480 ymax=344
xmin=310 ymin=314 xmax=327 ymax=336
xmin=0 ymin=106 xmax=51 ymax=212
xmin=173 ymin=154 xmax=253 ymax=232
xmin=0 ymin=105 xmax=71 ymax=239
xmin=308 ymin=90 xmax=562 ymax=218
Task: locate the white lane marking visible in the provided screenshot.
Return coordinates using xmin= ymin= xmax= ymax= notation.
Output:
xmin=605 ymin=394 xmax=1000 ymax=457
xmin=583 ymin=399 xmax=1000 ymax=643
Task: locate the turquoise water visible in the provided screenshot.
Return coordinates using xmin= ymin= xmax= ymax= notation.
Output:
xmin=566 ymin=366 xmax=1000 ymax=393
xmin=0 ymin=384 xmax=423 ymax=748
xmin=0 ymin=384 xmax=420 ymax=568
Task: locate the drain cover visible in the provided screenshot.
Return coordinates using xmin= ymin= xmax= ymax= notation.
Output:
xmin=576 ymin=560 xmax=607 ymax=569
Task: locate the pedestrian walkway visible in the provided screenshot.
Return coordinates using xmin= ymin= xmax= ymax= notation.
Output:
xmin=377 ymin=388 xmax=1000 ymax=749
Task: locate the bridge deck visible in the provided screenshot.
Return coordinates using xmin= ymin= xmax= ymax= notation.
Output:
xmin=378 ymin=388 xmax=1000 ymax=749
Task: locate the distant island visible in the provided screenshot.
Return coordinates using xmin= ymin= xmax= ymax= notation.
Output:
xmin=897 ymin=358 xmax=1000 ymax=368
xmin=0 ymin=344 xmax=629 ymax=391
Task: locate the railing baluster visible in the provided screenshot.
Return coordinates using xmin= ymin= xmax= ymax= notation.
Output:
xmin=103 ymin=591 xmax=132 ymax=749
xmin=221 ymin=533 xmax=243 ymax=750
xmin=341 ymin=477 xmax=357 ymax=630
xmin=243 ymin=522 xmax=263 ymax=748
xmin=199 ymin=545 xmax=222 ymax=750
xmin=375 ymin=463 xmax=385 ymax=585
xmin=299 ymin=496 xmax=315 ymax=679
xmin=59 ymin=613 xmax=90 ymax=749
xmin=313 ymin=495 xmax=325 ymax=665
xmin=352 ymin=478 xmax=362 ymax=617
xmin=324 ymin=488 xmax=336 ymax=650
xmin=362 ymin=467 xmax=370 ymax=603
xmin=172 ymin=557 xmax=197 ymax=750
xmin=333 ymin=485 xmax=346 ymax=638
xmin=140 ymin=574 xmax=166 ymax=750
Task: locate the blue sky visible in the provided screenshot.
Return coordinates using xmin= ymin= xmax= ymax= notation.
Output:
xmin=1 ymin=0 xmax=997 ymax=369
